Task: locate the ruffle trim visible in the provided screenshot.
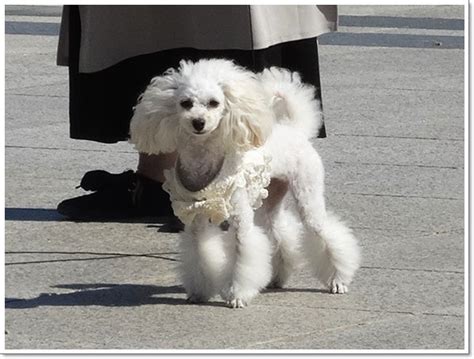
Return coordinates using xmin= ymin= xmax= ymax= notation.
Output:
xmin=163 ymin=151 xmax=271 ymax=225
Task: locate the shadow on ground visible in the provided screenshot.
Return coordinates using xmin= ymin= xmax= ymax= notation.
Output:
xmin=5 ymin=284 xmax=189 ymax=308
xmin=5 ymin=207 xmax=183 ymax=231
xmin=5 ymin=208 xmax=64 ymax=221
xmin=5 ymin=283 xmax=329 ymax=309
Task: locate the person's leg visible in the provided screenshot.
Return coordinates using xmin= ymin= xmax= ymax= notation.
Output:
xmin=59 ymin=8 xmax=182 ymax=220
xmin=280 ymin=37 xmax=326 ymax=138
xmin=136 ymin=153 xmax=177 ymax=183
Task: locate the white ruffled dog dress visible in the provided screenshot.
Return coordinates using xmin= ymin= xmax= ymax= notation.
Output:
xmin=163 ymin=151 xmax=271 ymax=226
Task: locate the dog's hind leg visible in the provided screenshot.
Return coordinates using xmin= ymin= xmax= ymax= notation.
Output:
xmin=267 ymin=199 xmax=302 ymax=289
xmin=290 ymin=149 xmax=360 ymax=293
xmin=301 ymin=212 xmax=360 ymax=293
xmin=179 ymin=216 xmax=232 ymax=303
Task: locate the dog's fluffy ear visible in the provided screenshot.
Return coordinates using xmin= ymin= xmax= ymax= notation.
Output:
xmin=222 ymin=73 xmax=273 ymax=151
xmin=129 ymin=69 xmax=180 ymax=154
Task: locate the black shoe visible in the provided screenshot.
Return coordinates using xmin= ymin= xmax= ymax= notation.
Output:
xmin=57 ymin=170 xmax=175 ymax=221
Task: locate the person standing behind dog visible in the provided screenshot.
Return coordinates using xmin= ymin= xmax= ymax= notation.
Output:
xmin=56 ymin=5 xmax=337 ymax=221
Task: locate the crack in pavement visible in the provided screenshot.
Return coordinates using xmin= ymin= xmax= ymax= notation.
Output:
xmin=240 ymin=309 xmax=461 ymax=349
xmin=5 ymin=144 xmax=134 ymax=154
xmin=8 ymin=93 xmax=67 ymax=98
xmin=6 ymin=79 xmax=67 ymax=92
xmin=351 ymin=226 xmax=463 ymax=234
xmin=5 ymin=145 xmax=464 ymax=170
xmin=334 ymin=161 xmax=462 ymax=170
xmin=328 ymin=191 xmax=462 ymax=201
xmin=325 ymin=85 xmax=463 ymax=93
xmin=359 ymin=265 xmax=463 ymax=275
xmin=5 ymin=250 xmax=179 ymax=265
xmin=333 ymin=133 xmax=463 ymax=142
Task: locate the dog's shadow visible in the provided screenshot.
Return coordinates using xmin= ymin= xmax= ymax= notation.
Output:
xmin=5 ymin=283 xmax=200 ymax=308
xmin=5 ymin=283 xmax=329 ymax=309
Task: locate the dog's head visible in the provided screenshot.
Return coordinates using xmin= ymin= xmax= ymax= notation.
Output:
xmin=129 ymin=59 xmax=273 ymax=154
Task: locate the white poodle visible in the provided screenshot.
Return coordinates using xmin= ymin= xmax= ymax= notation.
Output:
xmin=129 ymin=59 xmax=360 ymax=308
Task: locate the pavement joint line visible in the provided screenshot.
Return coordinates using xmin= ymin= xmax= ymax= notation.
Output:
xmin=257 ymin=301 xmax=465 ymax=322
xmin=338 ymin=15 xmax=464 ymax=30
xmin=5 ymin=145 xmax=135 ymax=154
xmin=332 ymin=133 xmax=464 ymax=142
xmin=6 ymin=250 xmax=179 ymax=256
xmin=10 ymin=87 xmax=463 ymax=99
xmin=7 ymin=83 xmax=68 ymax=91
xmin=5 ymin=251 xmax=179 ymax=266
xmin=319 ymin=32 xmax=464 ymax=49
xmin=7 ymin=82 xmax=68 ymax=93
xmin=328 ymin=191 xmax=463 ymax=201
xmin=4 ymin=295 xmax=462 ymax=321
xmin=333 ymin=160 xmax=462 ymax=170
xmin=4 ymin=218 xmax=464 ymax=236
xmin=7 ymin=93 xmax=68 ymax=99
xmin=258 ymin=303 xmax=462 ymax=319
xmin=5 ymin=251 xmax=463 ymax=274
xmin=338 ymin=26 xmax=464 ymax=37
xmin=5 ymin=146 xmax=464 ymax=171
xmin=5 ymin=18 xmax=465 ymax=50
xmin=6 ymin=81 xmax=464 ymax=94
xmin=351 ymin=225 xmax=463 ymax=234
xmin=359 ymin=265 xmax=463 ymax=275
xmin=5 ymin=255 xmax=131 ymax=266
xmin=326 ymin=85 xmax=463 ymax=94
xmin=5 ymin=255 xmax=179 ymax=266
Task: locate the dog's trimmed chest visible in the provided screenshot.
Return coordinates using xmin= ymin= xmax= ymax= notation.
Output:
xmin=163 ymin=151 xmax=271 ymax=226
xmin=176 ymin=156 xmax=225 ymax=193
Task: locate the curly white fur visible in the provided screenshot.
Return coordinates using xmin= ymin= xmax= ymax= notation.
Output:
xmin=130 ymin=59 xmax=361 ymax=308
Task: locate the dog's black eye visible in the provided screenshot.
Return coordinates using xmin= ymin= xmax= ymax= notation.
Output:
xmin=180 ymin=99 xmax=193 ymax=110
xmin=208 ymin=99 xmax=219 ymax=108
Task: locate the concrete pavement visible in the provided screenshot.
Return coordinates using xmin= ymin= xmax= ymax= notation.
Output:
xmin=4 ymin=5 xmax=466 ymax=351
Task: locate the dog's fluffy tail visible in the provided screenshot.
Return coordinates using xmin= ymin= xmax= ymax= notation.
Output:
xmin=259 ymin=67 xmax=323 ymax=139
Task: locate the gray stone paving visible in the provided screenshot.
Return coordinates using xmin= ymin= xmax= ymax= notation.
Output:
xmin=4 ymin=5 xmax=466 ymax=352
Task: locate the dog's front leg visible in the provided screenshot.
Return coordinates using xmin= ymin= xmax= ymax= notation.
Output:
xmin=179 ymin=215 xmax=229 ymax=303
xmin=221 ymin=188 xmax=273 ymax=308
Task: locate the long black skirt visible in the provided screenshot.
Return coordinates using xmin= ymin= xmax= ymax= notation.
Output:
xmin=67 ymin=6 xmax=326 ymax=143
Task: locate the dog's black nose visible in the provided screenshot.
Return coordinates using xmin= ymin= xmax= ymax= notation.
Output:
xmin=192 ymin=118 xmax=205 ymax=131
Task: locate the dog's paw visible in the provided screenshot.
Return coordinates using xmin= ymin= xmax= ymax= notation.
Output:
xmin=330 ymin=281 xmax=348 ymax=294
xmin=221 ymin=287 xmax=252 ymax=308
xmin=186 ymin=294 xmax=208 ymax=304
xmin=226 ymin=298 xmax=247 ymax=309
